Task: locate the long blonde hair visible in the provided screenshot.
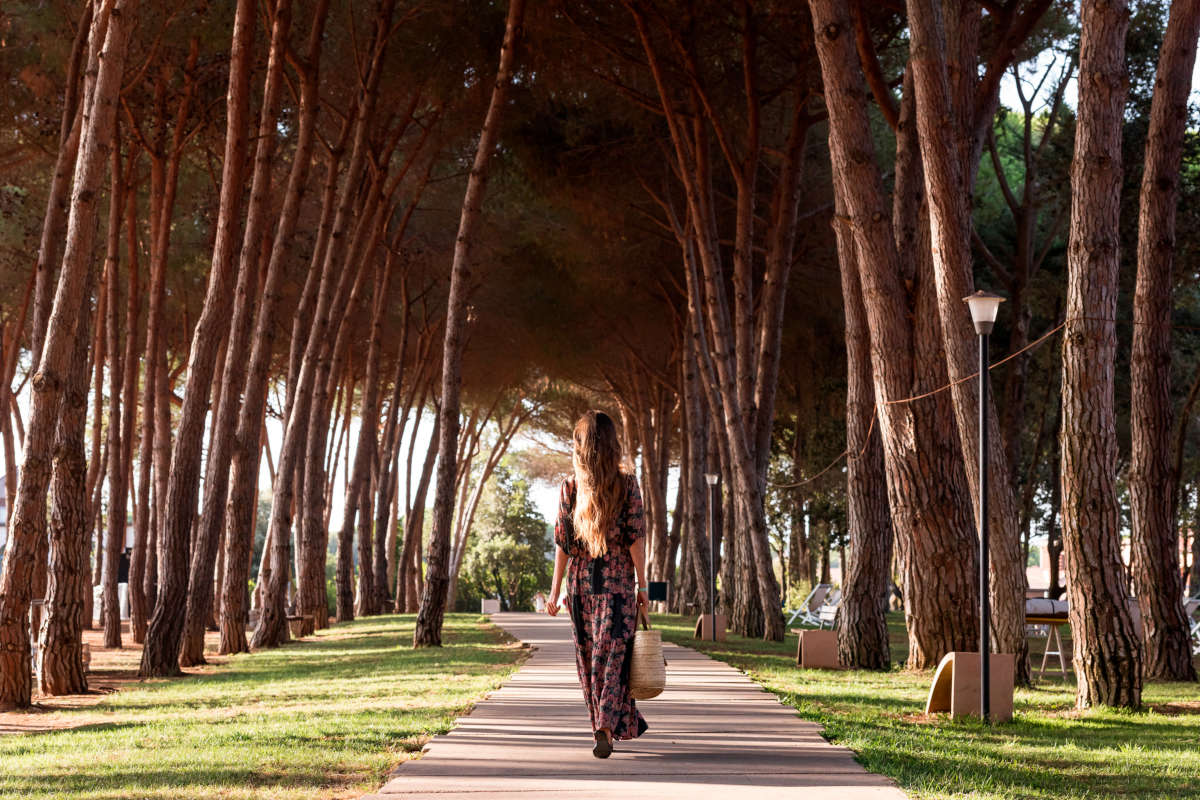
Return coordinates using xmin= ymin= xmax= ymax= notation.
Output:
xmin=572 ymin=411 xmax=624 ymax=558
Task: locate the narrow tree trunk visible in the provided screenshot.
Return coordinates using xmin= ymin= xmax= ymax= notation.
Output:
xmin=1129 ymin=0 xmax=1200 ymax=683
xmin=414 ymin=0 xmax=526 ymax=646
xmin=178 ymin=226 xmax=263 ymax=666
xmin=254 ymin=0 xmax=392 ymax=650
xmin=119 ymin=151 xmax=142 ymax=640
xmin=373 ymin=358 xmax=407 ymax=611
xmin=339 ymin=256 xmax=394 ymax=620
xmin=398 ymin=412 xmax=439 ymax=613
xmin=219 ymin=0 xmax=331 ymax=655
xmin=0 ymin=0 xmax=135 ymax=708
xmin=374 ymin=329 xmax=410 ymax=611
xmin=683 ymin=331 xmax=711 ymax=617
xmin=1062 ymin=0 xmax=1143 ymax=709
xmin=29 ymin=1 xmax=93 ymax=371
xmin=140 ymin=6 xmax=262 ymax=678
xmin=102 ymin=143 xmax=126 ymax=651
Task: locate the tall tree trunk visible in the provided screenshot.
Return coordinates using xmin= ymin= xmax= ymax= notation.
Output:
xmin=178 ymin=227 xmax=263 ymax=667
xmin=306 ymin=222 xmax=376 ymax=627
xmin=413 ymin=0 xmax=526 ymax=646
xmin=373 ymin=351 xmax=407 ymax=612
xmin=37 ymin=272 xmax=97 ymax=696
xmin=1062 ymin=0 xmax=1143 ymax=710
xmin=254 ymin=0 xmax=392 ymax=650
xmin=1129 ymin=0 xmax=1200 ymax=683
xmin=905 ymin=0 xmax=1029 ymax=678
xmin=119 ymin=152 xmax=141 ymax=640
xmin=130 ymin=161 xmax=159 ymax=644
xmin=140 ymin=4 xmax=263 ymax=678
xmin=0 ymin=0 xmax=136 ymax=709
xmin=832 ymin=193 xmax=893 ymax=670
xmin=373 ymin=321 xmax=412 ymax=611
xmin=810 ymin=2 xmax=979 ymax=668
xmin=29 ymin=1 xmax=93 ymax=372
xmin=219 ymin=0 xmax=331 ymax=655
xmin=101 ymin=142 xmax=126 ymax=651
xmin=339 ymin=255 xmax=395 ymax=620
xmin=398 ymin=411 xmax=439 ymax=613
xmin=683 ymin=331 xmax=711 ymax=617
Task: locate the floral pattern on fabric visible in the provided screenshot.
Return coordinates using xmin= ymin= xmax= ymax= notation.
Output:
xmin=554 ymin=475 xmax=645 ymax=596
xmin=555 ymin=473 xmax=648 ymax=741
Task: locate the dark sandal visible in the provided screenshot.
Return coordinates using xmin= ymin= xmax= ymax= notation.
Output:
xmin=592 ymin=730 xmax=613 ymax=759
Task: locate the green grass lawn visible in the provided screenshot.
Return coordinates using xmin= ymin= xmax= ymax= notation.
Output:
xmin=653 ymin=612 xmax=1200 ymax=800
xmin=0 ymin=614 xmax=524 ymax=800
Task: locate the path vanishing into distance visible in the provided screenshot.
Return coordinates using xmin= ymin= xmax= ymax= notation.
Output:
xmin=364 ymin=612 xmax=908 ymax=799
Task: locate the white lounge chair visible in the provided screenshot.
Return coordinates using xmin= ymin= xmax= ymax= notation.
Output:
xmin=817 ymin=599 xmax=839 ymax=629
xmin=786 ymin=584 xmax=831 ymax=627
xmin=1185 ymin=597 xmax=1200 ymax=656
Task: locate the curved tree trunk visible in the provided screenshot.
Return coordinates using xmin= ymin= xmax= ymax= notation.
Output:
xmin=139 ymin=2 xmax=264 ymax=678
xmin=413 ymin=0 xmax=526 ymax=646
xmin=218 ymin=0 xmax=330 ymax=655
xmin=254 ymin=0 xmax=392 ymax=650
xmin=1062 ymin=0 xmax=1143 ymax=710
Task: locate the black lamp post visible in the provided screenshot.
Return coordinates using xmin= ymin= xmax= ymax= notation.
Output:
xmin=705 ymin=472 xmax=720 ymax=641
xmin=963 ymin=289 xmax=1004 ymax=723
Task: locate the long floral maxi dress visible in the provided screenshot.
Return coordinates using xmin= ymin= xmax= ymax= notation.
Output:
xmin=555 ymin=473 xmax=649 ymax=741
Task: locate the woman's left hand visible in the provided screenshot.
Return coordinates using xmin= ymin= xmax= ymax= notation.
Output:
xmin=635 ymin=590 xmax=649 ymax=611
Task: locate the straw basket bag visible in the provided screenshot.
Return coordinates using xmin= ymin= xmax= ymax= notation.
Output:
xmin=629 ymin=607 xmax=666 ymax=700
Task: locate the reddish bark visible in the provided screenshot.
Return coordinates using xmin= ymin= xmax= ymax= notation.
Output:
xmin=1129 ymin=0 xmax=1200 ymax=683
xmin=0 ymin=0 xmax=137 ymax=708
xmin=1062 ymin=0 xmax=1142 ymax=709
xmin=139 ymin=8 xmax=261 ymax=677
xmin=413 ymin=0 xmax=527 ymax=646
xmin=37 ymin=268 xmax=97 ymax=696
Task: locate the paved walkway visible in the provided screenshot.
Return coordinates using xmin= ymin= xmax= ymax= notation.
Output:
xmin=365 ymin=612 xmax=908 ymax=799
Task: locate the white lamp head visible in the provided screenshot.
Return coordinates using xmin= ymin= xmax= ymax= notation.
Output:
xmin=963 ymin=290 xmax=1005 ymax=335
xmin=704 ymin=473 xmax=720 ymax=487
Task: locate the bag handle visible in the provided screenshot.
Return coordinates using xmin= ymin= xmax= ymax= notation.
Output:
xmin=638 ymin=605 xmax=652 ymax=631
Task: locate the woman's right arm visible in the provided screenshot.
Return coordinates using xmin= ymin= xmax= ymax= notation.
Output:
xmin=548 ymin=477 xmax=573 ymax=616
xmin=547 ymin=547 xmax=568 ymax=616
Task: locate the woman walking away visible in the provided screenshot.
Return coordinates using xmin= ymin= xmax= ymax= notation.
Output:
xmin=546 ymin=410 xmax=649 ymax=759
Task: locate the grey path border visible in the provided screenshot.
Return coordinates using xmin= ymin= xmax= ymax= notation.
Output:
xmin=363 ymin=612 xmax=909 ymax=799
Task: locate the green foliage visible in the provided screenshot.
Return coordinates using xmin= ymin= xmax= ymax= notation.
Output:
xmin=456 ymin=465 xmax=551 ymax=613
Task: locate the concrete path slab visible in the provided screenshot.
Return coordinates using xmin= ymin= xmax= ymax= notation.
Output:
xmin=363 ymin=613 xmax=908 ymax=799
